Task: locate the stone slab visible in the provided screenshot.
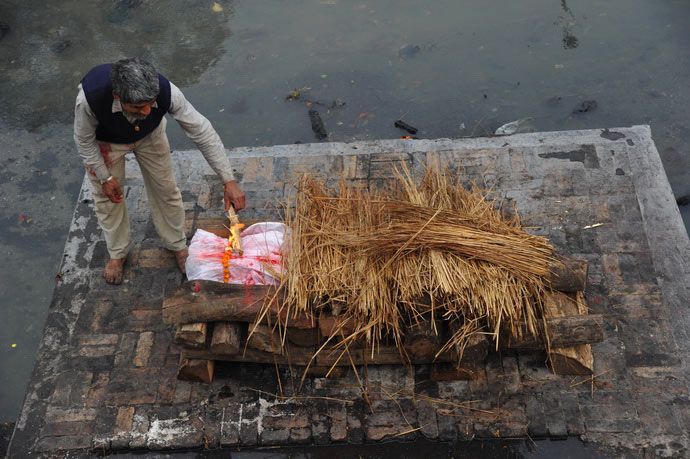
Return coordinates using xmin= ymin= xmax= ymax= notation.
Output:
xmin=8 ymin=126 xmax=690 ymax=457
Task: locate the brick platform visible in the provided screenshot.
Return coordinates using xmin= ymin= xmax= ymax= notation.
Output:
xmin=8 ymin=126 xmax=690 ymax=457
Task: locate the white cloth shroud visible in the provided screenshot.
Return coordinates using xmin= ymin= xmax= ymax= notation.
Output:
xmin=185 ymin=222 xmax=287 ymax=285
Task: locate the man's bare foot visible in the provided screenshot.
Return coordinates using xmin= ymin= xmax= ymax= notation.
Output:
xmin=103 ymin=258 xmax=126 ymax=285
xmin=173 ymin=248 xmax=188 ymax=274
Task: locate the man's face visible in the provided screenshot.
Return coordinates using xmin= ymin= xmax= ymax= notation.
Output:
xmin=120 ymin=100 xmax=156 ymax=120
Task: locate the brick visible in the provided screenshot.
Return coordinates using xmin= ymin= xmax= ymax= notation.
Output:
xmin=262 ymin=408 xmax=310 ymax=430
xmin=346 ymin=400 xmax=364 ymax=444
xmin=114 ymin=332 xmax=139 ymax=367
xmin=239 ymin=403 xmax=259 ymax=446
xmin=581 ymin=404 xmax=640 ymax=433
xmin=525 ymin=396 xmax=547 ymax=437
xmin=173 ymin=380 xmax=193 ymax=404
xmin=45 ymin=407 xmax=97 ymax=423
xmin=41 ymin=421 xmax=94 ymax=437
xmin=78 ymin=334 xmax=119 ymax=347
xmin=437 ymin=410 xmax=457 ymax=441
xmin=219 ymin=402 xmax=243 ymax=446
xmin=415 ymin=399 xmax=438 ymax=439
xmin=542 ymin=394 xmax=567 ymax=437
xmin=85 ymin=373 xmax=110 ymax=407
xmin=365 ymin=399 xmax=416 ymax=441
xmin=107 ymin=368 xmax=159 ymax=405
xmin=116 ymin=406 xmax=135 ymax=432
xmin=129 ymin=411 xmax=150 ymax=449
xmin=259 ymin=428 xmax=289 ymax=445
xmin=157 ymin=378 xmax=176 ymax=404
xmin=133 ymin=332 xmax=154 ymax=367
xmin=128 ymin=309 xmax=163 ymax=332
xmin=76 ymin=345 xmax=117 ymax=357
xmin=49 ymin=370 xmax=93 ymax=406
xmin=289 ymin=427 xmax=311 ymax=444
xmin=34 ymin=435 xmax=92 ymax=452
xmin=328 ymin=403 xmax=348 ymax=442
xmin=136 ymin=248 xmax=177 ymax=269
xmin=310 ymin=415 xmax=329 ymax=445
xmin=559 ymin=392 xmax=585 ymax=435
xmin=90 ymin=300 xmax=113 ymax=332
xmin=635 ymin=399 xmax=683 ymax=437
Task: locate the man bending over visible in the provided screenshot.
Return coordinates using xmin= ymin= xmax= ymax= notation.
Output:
xmin=74 ymin=57 xmax=245 ymax=284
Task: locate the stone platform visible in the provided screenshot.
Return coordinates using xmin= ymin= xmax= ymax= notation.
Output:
xmin=8 ymin=126 xmax=690 ymax=457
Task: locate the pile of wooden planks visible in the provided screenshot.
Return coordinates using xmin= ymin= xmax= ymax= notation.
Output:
xmin=163 ymin=256 xmax=601 ymax=383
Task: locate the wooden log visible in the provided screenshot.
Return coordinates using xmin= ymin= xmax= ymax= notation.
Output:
xmin=502 ymin=314 xmax=603 ymax=350
xmin=210 ymin=322 xmax=243 ymax=355
xmin=286 ymin=327 xmax=322 ymax=347
xmin=430 ymin=363 xmax=481 ymax=381
xmin=318 ymin=313 xmax=356 ymax=338
xmin=177 ymin=357 xmax=214 ymax=383
xmin=549 ymin=256 xmax=588 ymax=292
xmin=455 ymin=331 xmax=490 ymax=364
xmin=315 ymin=345 xmax=455 ymax=367
xmin=246 ymin=322 xmax=283 ymax=354
xmin=162 ymin=280 xmax=315 ymax=329
xmin=183 ymin=343 xmax=454 ymax=367
xmin=174 ymin=322 xmax=208 ymax=349
xmin=183 ymin=347 xmax=313 ymax=366
xmin=404 ymin=319 xmax=443 ymax=361
xmin=546 ymin=291 xmax=594 ymax=375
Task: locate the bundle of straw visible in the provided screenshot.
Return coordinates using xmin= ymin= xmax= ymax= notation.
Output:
xmin=272 ymin=163 xmax=555 ymax=364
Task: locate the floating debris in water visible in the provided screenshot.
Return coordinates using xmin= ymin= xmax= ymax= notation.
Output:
xmin=394 ymin=119 xmax=418 ymax=135
xmin=494 ymin=118 xmax=534 ymax=136
xmin=212 ymin=2 xmax=224 ymax=13
xmin=308 ymin=110 xmax=328 ymax=141
xmin=398 ymin=44 xmax=421 ymax=60
xmin=573 ymin=100 xmax=598 ymax=114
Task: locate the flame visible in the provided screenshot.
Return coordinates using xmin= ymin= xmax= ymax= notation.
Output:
xmin=222 ymin=222 xmax=245 ymax=283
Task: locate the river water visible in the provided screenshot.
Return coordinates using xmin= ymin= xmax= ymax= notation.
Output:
xmin=0 ymin=0 xmax=688 ymax=445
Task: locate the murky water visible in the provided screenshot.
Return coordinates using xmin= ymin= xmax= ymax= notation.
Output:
xmin=0 ymin=0 xmax=688 ymax=438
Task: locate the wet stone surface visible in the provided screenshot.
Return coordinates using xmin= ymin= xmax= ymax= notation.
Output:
xmin=8 ymin=127 xmax=690 ymax=457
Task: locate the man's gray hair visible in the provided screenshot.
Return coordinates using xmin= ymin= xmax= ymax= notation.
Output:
xmin=110 ymin=58 xmax=160 ymax=104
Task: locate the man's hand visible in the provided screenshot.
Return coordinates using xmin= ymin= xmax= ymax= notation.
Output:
xmin=102 ymin=177 xmax=124 ymax=203
xmin=224 ymin=180 xmax=246 ymax=211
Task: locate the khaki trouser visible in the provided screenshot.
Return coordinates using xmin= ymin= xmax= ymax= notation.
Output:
xmin=87 ymin=118 xmax=186 ymax=259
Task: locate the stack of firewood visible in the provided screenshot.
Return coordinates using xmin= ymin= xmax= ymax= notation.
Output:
xmin=163 ymin=257 xmax=602 ymax=384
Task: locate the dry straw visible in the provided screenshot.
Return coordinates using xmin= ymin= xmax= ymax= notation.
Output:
xmin=267 ymin=162 xmax=555 ymax=365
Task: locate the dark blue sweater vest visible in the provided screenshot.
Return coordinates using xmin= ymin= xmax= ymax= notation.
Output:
xmin=81 ymin=64 xmax=171 ymax=144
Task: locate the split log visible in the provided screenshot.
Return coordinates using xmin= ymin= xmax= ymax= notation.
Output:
xmin=404 ymin=319 xmax=443 ymax=361
xmin=174 ymin=323 xmax=208 ymax=349
xmin=549 ymin=256 xmax=588 ymax=292
xmin=162 ymin=280 xmax=315 ymax=329
xmin=502 ymin=314 xmax=603 ymax=350
xmin=246 ymin=322 xmax=283 ymax=354
xmin=210 ymin=322 xmax=243 ymax=355
xmin=177 ymin=357 xmax=214 ymax=383
xmin=286 ymin=327 xmax=322 ymax=347
xmin=545 ymin=291 xmax=594 ymax=375
xmin=446 ymin=319 xmax=490 ymax=364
